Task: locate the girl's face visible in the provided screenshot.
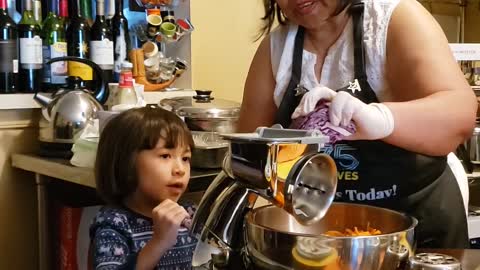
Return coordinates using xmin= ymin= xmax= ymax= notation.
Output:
xmin=275 ymin=0 xmax=340 ymax=28
xmin=134 ymin=138 xmax=192 ymax=206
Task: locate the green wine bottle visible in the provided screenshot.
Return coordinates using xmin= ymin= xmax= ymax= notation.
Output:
xmin=66 ymin=0 xmax=92 ymax=89
xmin=18 ymin=0 xmax=42 ymax=92
xmin=42 ymin=0 xmax=67 ymax=90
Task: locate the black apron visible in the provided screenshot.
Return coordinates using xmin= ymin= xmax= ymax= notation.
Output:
xmin=275 ymin=1 xmax=469 ymax=249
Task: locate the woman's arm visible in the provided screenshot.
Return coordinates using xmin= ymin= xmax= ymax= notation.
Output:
xmin=383 ymin=0 xmax=477 ymax=156
xmin=237 ymin=35 xmax=278 ymax=132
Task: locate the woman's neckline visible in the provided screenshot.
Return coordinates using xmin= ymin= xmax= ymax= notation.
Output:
xmin=302 ymin=17 xmax=352 ymax=57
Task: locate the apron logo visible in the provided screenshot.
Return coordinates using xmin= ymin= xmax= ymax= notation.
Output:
xmin=294 ymin=84 xmax=309 ymax=97
xmin=347 ymin=79 xmax=362 ymax=93
xmin=322 ymin=144 xmax=359 ymax=170
xmin=336 ymin=185 xmax=398 ymax=201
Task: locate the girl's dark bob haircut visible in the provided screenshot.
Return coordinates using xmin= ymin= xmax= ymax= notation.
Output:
xmin=95 ymin=106 xmax=194 ymax=205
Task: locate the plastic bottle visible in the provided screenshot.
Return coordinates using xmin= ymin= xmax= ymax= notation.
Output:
xmin=116 ymin=61 xmax=138 ymax=107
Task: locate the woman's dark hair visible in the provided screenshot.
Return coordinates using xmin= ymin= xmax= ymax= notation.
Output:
xmin=95 ymin=106 xmax=194 ymax=206
xmin=258 ymin=0 xmax=352 ymax=39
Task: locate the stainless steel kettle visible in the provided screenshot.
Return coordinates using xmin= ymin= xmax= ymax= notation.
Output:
xmin=34 ymin=56 xmax=108 ymax=144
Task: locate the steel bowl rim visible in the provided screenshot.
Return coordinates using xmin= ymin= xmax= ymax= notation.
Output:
xmin=245 ymin=202 xmax=418 ymax=239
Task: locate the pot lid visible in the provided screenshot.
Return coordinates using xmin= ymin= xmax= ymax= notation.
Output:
xmin=474 ymin=126 xmax=480 ymax=136
xmin=159 ymin=90 xmax=240 ymax=118
xmin=221 ymin=126 xmax=330 ymax=145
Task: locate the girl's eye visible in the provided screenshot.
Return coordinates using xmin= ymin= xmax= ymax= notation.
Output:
xmin=160 ymin=154 xmax=170 ymax=159
xmin=183 ymin=156 xmax=191 ymax=162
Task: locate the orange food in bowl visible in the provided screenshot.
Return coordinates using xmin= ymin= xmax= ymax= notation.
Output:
xmin=324 ymin=226 xmax=382 ymax=237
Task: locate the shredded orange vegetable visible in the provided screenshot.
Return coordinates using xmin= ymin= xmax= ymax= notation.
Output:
xmin=324 ymin=224 xmax=381 ymax=237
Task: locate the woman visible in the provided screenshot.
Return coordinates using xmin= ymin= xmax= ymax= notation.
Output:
xmin=238 ymin=0 xmax=477 ymax=248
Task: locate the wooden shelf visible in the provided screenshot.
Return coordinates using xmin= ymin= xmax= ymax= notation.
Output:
xmin=0 ymin=89 xmax=196 ymax=110
xmin=0 ymin=93 xmax=41 ymax=110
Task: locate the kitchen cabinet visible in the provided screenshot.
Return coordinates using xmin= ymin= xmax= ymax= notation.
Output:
xmin=0 ymin=110 xmax=39 ymax=269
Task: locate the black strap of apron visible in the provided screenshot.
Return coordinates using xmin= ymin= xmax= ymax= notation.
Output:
xmin=341 ymin=0 xmax=379 ymax=103
xmin=274 ymin=26 xmax=305 ymax=128
xmin=350 ymin=1 xmax=367 ymax=81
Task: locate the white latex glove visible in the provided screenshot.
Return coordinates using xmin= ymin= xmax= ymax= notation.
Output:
xmin=329 ymin=91 xmax=394 ymax=140
xmin=291 ymin=86 xmax=337 ymax=119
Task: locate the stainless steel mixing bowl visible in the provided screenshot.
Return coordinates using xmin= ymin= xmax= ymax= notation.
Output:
xmin=245 ymin=202 xmax=418 ymax=270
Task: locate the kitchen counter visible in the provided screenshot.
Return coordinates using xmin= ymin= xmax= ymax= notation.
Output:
xmin=11 ymin=153 xmax=220 ymax=191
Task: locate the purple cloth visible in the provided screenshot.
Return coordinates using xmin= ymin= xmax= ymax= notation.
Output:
xmin=290 ymin=101 xmax=356 ymax=144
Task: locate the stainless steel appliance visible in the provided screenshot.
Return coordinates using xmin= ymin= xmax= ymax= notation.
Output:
xmin=191 ymin=127 xmax=336 ymax=249
xmin=190 ymin=127 xmax=424 ymax=269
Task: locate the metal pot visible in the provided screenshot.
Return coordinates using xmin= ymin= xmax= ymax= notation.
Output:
xmin=191 ymin=147 xmax=228 ymax=169
xmin=466 ymin=121 xmax=480 ymax=164
xmin=191 ymin=131 xmax=228 ymax=169
xmin=159 ymin=90 xmax=240 ymax=133
xmin=456 ymin=119 xmax=480 ymax=173
xmin=160 ymin=90 xmax=240 ymax=168
xmin=245 ymin=203 xmax=417 ymax=270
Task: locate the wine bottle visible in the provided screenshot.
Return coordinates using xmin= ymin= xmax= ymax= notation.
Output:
xmin=18 ymin=0 xmax=42 ymax=93
xmin=66 ymin=0 xmax=92 ymax=89
xmin=42 ymin=0 xmax=67 ymax=91
xmin=58 ymin=0 xmax=68 ymax=27
xmin=0 ymin=0 xmax=18 ymax=93
xmin=105 ymin=0 xmax=114 ymax=27
xmin=112 ymin=0 xmax=130 ymax=82
xmin=80 ymin=0 xmax=93 ymax=26
xmin=32 ymin=0 xmax=40 ymax=25
xmin=90 ymin=0 xmax=114 ymax=84
xmin=41 ymin=0 xmax=55 ymax=31
xmin=7 ymin=0 xmax=20 ymax=23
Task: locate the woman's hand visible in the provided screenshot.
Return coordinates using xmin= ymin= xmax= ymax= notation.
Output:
xmin=291 ymin=86 xmax=337 ymax=119
xmin=329 ymin=92 xmax=394 ymax=141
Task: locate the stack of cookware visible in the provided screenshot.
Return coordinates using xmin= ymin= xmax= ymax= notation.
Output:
xmin=159 ymin=90 xmax=240 ymax=168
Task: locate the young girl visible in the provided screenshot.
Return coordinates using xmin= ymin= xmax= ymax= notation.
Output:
xmin=90 ymin=106 xmax=198 ymax=269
